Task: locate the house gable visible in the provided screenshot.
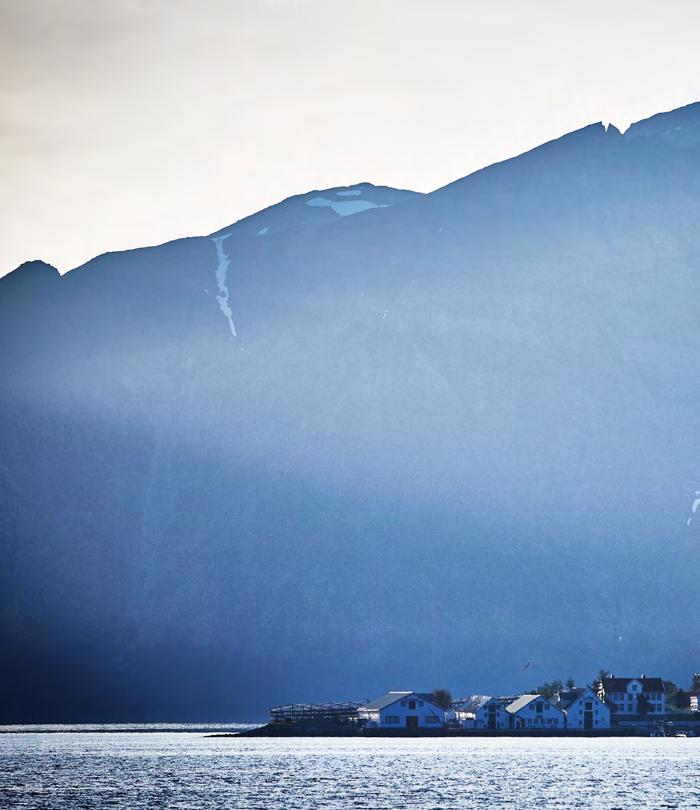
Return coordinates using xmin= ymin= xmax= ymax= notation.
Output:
xmin=557 ymin=687 xmax=606 ymax=712
xmin=361 ymin=691 xmax=444 ymax=716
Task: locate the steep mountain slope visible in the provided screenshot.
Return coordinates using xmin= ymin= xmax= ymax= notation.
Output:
xmin=1 ymin=107 xmax=699 ymax=721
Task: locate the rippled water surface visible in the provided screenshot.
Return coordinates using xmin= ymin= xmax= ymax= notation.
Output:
xmin=1 ymin=730 xmax=698 ymax=808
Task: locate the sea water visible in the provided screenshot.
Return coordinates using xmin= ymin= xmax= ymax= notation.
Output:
xmin=0 ymin=728 xmax=698 ymax=808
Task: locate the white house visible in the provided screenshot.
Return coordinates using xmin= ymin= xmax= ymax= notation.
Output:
xmin=599 ymin=676 xmax=666 ymax=716
xmin=506 ymin=694 xmax=566 ymax=729
xmin=453 ymin=695 xmax=511 ymax=730
xmin=556 ymin=687 xmax=611 ymax=730
xmin=359 ymin=691 xmax=446 ymax=730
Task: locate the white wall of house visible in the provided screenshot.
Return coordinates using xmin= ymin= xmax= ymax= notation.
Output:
xmin=369 ymin=694 xmax=445 ymax=728
xmin=605 ymin=680 xmax=666 ymax=715
xmin=452 ymin=711 xmax=476 ymax=729
xmin=510 ymin=698 xmax=566 ymax=729
xmin=474 ymin=700 xmax=510 ymax=730
xmin=563 ymin=689 xmax=611 ymax=729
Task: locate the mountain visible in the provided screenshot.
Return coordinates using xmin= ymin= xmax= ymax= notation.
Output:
xmin=1 ymin=105 xmax=699 ymax=722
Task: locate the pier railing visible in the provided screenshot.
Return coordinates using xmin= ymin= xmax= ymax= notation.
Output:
xmin=269 ymin=701 xmax=364 ymax=724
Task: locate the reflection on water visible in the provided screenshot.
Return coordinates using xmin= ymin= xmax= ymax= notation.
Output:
xmin=0 ymin=731 xmax=698 ymax=809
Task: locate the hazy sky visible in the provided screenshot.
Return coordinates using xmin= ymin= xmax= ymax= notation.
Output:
xmin=2 ymin=0 xmax=699 ymax=276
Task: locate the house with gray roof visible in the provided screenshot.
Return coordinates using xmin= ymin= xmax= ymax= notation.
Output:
xmin=555 ymin=687 xmax=610 ymax=730
xmin=452 ymin=695 xmax=511 ymax=730
xmin=506 ymin=694 xmax=566 ymax=729
xmin=358 ymin=691 xmax=446 ymax=730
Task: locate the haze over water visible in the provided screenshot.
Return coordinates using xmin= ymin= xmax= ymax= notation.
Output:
xmin=1 ymin=730 xmax=697 ymax=809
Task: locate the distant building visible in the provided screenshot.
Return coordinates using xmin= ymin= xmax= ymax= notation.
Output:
xmin=599 ymin=676 xmax=666 ymax=715
xmin=359 ymin=691 xmax=445 ymax=729
xmin=269 ymin=701 xmax=362 ymax=725
xmin=555 ymin=687 xmax=611 ymax=730
xmin=689 ymin=692 xmax=699 ymax=712
xmin=452 ymin=695 xmax=511 ymax=730
xmin=506 ymin=694 xmax=566 ymax=729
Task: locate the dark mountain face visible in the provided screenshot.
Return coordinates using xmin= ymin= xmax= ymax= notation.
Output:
xmin=1 ymin=110 xmax=699 ymax=722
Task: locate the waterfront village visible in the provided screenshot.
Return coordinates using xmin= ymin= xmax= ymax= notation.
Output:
xmin=260 ymin=674 xmax=700 ymax=737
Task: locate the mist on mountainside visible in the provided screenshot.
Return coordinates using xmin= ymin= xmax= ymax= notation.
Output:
xmin=1 ymin=107 xmax=699 ymax=722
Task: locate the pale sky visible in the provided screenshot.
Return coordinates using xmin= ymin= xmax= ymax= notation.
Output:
xmin=2 ymin=0 xmax=699 ymax=276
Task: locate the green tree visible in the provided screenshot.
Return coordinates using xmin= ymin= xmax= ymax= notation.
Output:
xmin=533 ymin=680 xmax=563 ymax=699
xmin=674 ymin=689 xmax=691 ymax=709
xmin=565 ymin=677 xmax=575 ymax=690
xmin=432 ymin=688 xmax=453 ymax=710
xmin=664 ymin=680 xmax=679 ymax=701
xmin=590 ymin=670 xmax=610 ymax=694
xmin=690 ymin=673 xmax=700 ymax=692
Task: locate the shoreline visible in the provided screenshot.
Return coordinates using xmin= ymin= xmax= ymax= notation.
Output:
xmin=210 ymin=724 xmax=697 ymax=739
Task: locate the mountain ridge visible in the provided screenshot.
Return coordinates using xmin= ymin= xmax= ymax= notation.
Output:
xmin=1 ymin=102 xmax=698 ymax=722
xmin=7 ymin=100 xmax=700 ymax=280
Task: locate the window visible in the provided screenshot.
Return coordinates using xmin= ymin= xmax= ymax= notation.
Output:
xmin=536 ymin=702 xmax=544 ymax=713
xmin=408 ymin=700 xmax=416 ymax=710
xmin=383 ymin=715 xmax=399 ymax=724
xmin=585 ymin=702 xmax=592 ymax=710
xmin=425 ymin=716 xmax=441 ymax=724
xmin=631 ymin=684 xmax=638 ymax=692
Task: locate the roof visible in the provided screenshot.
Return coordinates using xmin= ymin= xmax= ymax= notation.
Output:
xmin=555 ymin=688 xmax=592 ymax=711
xmin=601 ymin=677 xmax=665 ymax=693
xmin=361 ymin=691 xmax=411 ymax=711
xmin=505 ymin=694 xmax=541 ymax=714
xmin=494 ymin=695 xmax=521 ymax=707
xmin=360 ymin=691 xmax=440 ymax=712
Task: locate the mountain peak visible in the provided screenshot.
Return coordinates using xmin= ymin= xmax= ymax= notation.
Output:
xmin=209 ymin=183 xmax=422 ymax=239
xmin=2 ymin=259 xmax=60 ymax=288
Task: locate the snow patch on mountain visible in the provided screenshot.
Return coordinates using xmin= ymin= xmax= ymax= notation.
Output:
xmin=687 ymin=491 xmax=700 ymax=526
xmin=210 ymin=234 xmax=238 ymax=338
xmin=336 ymin=189 xmax=363 ymax=197
xmin=305 ymin=197 xmax=392 ymax=216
